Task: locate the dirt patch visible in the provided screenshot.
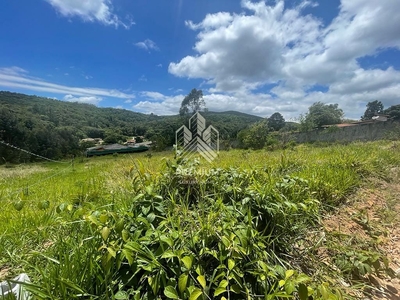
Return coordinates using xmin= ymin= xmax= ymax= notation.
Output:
xmin=0 ymin=265 xmax=11 ymax=281
xmin=323 ymin=177 xmax=400 ymax=300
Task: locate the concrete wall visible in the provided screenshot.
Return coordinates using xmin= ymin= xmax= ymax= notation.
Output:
xmin=285 ymin=120 xmax=400 ymax=144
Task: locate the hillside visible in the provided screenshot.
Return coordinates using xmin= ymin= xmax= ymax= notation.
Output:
xmin=0 ymin=91 xmax=262 ymax=163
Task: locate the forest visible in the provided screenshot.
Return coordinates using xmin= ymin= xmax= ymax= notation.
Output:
xmin=0 ymin=91 xmax=261 ymax=163
xmin=2 ymin=91 xmax=399 ymax=164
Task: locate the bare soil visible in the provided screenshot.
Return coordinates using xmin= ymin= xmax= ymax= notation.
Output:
xmin=323 ymin=171 xmax=400 ymax=299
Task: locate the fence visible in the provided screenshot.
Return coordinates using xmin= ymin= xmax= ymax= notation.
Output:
xmin=284 ymin=120 xmax=400 ymax=144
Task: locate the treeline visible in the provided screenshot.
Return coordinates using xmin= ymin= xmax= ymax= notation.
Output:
xmin=0 ymin=91 xmax=261 ymax=163
xmin=237 ymin=101 xmax=400 ymax=149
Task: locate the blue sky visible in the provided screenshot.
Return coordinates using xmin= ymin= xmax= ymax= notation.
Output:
xmin=0 ymin=0 xmax=399 ymax=120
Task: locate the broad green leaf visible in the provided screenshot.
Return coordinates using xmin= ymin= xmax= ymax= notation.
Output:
xmin=319 ymin=283 xmax=330 ymax=299
xmin=115 ymin=219 xmax=124 ymax=233
xmin=147 ymin=212 xmax=156 ymax=222
xmin=221 ymin=236 xmax=230 ymax=248
xmin=197 ymin=275 xmax=206 ymax=289
xmin=38 ymin=200 xmax=50 ymax=210
xmin=114 ymin=291 xmax=128 ymax=300
xmin=178 ymin=274 xmax=188 ymax=293
xmin=161 ymin=250 xmax=176 ymax=259
xmin=231 ymin=284 xmax=241 ymax=294
xmin=182 ymin=256 xmax=193 ymax=270
xmin=195 ymin=265 xmax=202 ymax=276
xmin=189 ymin=288 xmax=202 ymax=300
xmin=228 ymin=259 xmax=235 ymax=271
xmin=285 ymin=281 xmax=295 ymax=294
xmin=214 ymin=287 xmax=226 ymax=297
xmin=142 ymin=205 xmax=151 ymax=215
xmin=56 ymin=203 xmax=66 ymax=213
xmin=122 ymin=229 xmax=129 ymax=242
xmin=101 ymin=226 xmax=111 ymax=241
xmin=122 ymin=248 xmax=133 ymax=265
xmin=285 ymin=269 xmax=294 ymax=280
xmin=279 ymin=280 xmax=285 ymax=287
xmin=107 ymin=247 xmax=116 ymax=258
xmin=298 ymin=283 xmax=308 ymax=300
xmin=99 ymin=213 xmax=108 ymax=223
xmin=13 ymin=200 xmax=24 ymax=211
xmin=160 ymin=235 xmax=174 ymax=247
xmin=164 ymin=286 xmax=179 ymax=299
xmin=219 ymin=280 xmax=228 ymax=288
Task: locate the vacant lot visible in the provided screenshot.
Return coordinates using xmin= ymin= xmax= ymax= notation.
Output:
xmin=1 ymin=142 xmax=399 ymax=299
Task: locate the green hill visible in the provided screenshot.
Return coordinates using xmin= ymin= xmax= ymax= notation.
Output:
xmin=0 ymin=91 xmax=262 ymax=163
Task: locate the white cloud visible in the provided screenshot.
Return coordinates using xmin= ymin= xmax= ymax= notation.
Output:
xmin=170 ymin=0 xmax=322 ymax=92
xmin=140 ymin=91 xmax=165 ymax=101
xmin=185 ymin=12 xmax=233 ymax=30
xmin=124 ymin=99 xmax=132 ymax=103
xmin=168 ymin=0 xmax=400 ymax=119
xmin=0 ymin=66 xmax=134 ymax=100
xmin=64 ymin=94 xmax=102 ymax=105
xmin=329 ymin=67 xmax=400 ymax=95
xmin=135 ymin=39 xmax=159 ymax=51
xmin=0 ymin=66 xmax=28 ymax=76
xmin=133 ymin=92 xmax=184 ymax=115
xmin=44 ymin=0 xmax=132 ymax=28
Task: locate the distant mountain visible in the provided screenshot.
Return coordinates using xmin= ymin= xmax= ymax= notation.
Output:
xmin=0 ymin=91 xmax=262 ymax=163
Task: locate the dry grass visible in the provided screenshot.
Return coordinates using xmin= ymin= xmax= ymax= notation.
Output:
xmin=0 ymin=164 xmax=49 ymax=180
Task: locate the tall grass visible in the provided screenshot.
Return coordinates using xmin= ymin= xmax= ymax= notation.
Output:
xmin=0 ymin=141 xmax=399 ymax=299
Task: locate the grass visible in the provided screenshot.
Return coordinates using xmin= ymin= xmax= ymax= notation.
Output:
xmin=1 ymin=141 xmax=400 ymax=299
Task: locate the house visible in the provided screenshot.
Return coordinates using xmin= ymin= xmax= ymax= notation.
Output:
xmin=372 ymin=114 xmax=390 ymax=122
xmin=124 ymin=137 xmax=136 ymax=145
xmin=322 ymin=115 xmax=389 ymax=129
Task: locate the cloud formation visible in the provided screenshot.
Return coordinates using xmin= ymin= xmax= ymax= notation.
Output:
xmin=0 ymin=66 xmax=135 ymax=102
xmin=133 ymin=92 xmax=184 ymax=115
xmin=44 ymin=0 xmax=133 ymax=28
xmin=64 ymin=94 xmax=102 ymax=105
xmin=168 ymin=0 xmax=400 ymax=118
xmin=135 ymin=39 xmax=159 ymax=51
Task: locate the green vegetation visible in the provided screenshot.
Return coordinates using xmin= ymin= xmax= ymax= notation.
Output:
xmin=1 ymin=141 xmax=399 ymax=299
xmin=361 ymin=100 xmax=384 ymax=121
xmin=267 ymin=112 xmax=286 ymax=132
xmin=300 ymin=102 xmax=344 ymax=129
xmin=0 ymin=91 xmax=261 ymax=163
xmin=179 ymin=89 xmax=206 ymax=116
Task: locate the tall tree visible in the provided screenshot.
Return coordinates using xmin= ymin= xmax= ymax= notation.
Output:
xmin=268 ymin=112 xmax=285 ymax=131
xmin=384 ymin=104 xmax=400 ymax=120
xmin=361 ymin=100 xmax=384 ymax=120
xmin=302 ymin=102 xmax=343 ymax=128
xmin=179 ymin=89 xmax=206 ymax=116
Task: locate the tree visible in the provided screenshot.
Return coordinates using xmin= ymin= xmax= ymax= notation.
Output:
xmin=179 ymin=89 xmax=206 ymax=116
xmin=361 ymin=100 xmax=384 ymax=120
xmin=237 ymin=121 xmax=268 ymax=149
xmin=384 ymin=104 xmax=400 ymax=120
xmin=302 ymin=102 xmax=343 ymax=128
xmin=268 ymin=112 xmax=285 ymax=131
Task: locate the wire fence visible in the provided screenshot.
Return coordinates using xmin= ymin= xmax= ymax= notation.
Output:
xmin=0 ymin=140 xmax=71 ymax=164
xmin=0 ymin=140 xmax=76 ymax=201
xmin=1 ymin=162 xmax=74 ymax=200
